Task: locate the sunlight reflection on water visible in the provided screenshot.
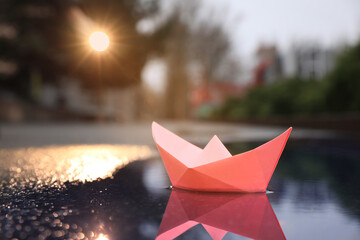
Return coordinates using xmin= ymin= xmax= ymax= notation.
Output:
xmin=0 ymin=144 xmax=154 ymax=239
xmin=0 ymin=145 xmax=153 ymax=189
xmin=96 ymin=233 xmax=109 ymax=240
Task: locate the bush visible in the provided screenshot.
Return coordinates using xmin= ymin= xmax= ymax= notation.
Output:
xmin=324 ymin=42 xmax=360 ymax=112
xmin=217 ymin=41 xmax=360 ymax=120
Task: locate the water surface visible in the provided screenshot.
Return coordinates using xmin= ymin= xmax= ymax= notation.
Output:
xmin=0 ymin=138 xmax=359 ymax=239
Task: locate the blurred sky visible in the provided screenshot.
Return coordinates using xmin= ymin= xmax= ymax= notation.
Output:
xmin=142 ymin=0 xmax=360 ymax=89
xmin=182 ymin=0 xmax=360 ymax=56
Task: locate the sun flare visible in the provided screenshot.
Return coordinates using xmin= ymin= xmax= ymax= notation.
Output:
xmin=89 ymin=31 xmax=110 ymax=52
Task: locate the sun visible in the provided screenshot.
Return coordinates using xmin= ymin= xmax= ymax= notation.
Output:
xmin=89 ymin=31 xmax=110 ymax=52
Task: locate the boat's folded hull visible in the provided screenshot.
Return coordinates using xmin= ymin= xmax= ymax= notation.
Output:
xmin=153 ymin=122 xmax=292 ymax=192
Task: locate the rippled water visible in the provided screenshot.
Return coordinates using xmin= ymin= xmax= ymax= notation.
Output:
xmin=0 ymin=139 xmax=359 ymax=239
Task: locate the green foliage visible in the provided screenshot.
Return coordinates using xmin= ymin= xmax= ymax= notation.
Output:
xmin=324 ymin=42 xmax=360 ymax=112
xmin=217 ymin=41 xmax=360 ymax=120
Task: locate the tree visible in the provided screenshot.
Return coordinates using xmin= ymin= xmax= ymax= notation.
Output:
xmin=150 ymin=0 xmax=237 ymax=118
xmin=324 ymin=42 xmax=360 ymax=112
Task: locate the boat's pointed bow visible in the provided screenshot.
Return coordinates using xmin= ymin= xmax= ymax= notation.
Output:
xmin=255 ymin=127 xmax=293 ymax=187
xmin=287 ymin=127 xmax=293 ymax=135
xmin=151 ymin=121 xmax=161 ymax=141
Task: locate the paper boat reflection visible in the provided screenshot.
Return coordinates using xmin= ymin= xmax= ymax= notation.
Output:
xmin=156 ymin=190 xmax=286 ymax=240
xmin=152 ymin=122 xmax=292 ymax=192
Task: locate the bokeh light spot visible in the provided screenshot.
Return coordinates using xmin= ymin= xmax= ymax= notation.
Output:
xmin=89 ymin=31 xmax=110 ymax=52
xmin=96 ymin=233 xmax=109 ymax=240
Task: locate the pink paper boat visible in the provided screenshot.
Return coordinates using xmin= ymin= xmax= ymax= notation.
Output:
xmin=156 ymin=189 xmax=286 ymax=240
xmin=152 ymin=122 xmax=292 ymax=192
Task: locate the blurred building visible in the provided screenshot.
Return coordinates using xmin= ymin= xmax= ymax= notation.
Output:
xmin=253 ymin=45 xmax=283 ymax=86
xmin=281 ymin=43 xmax=338 ymax=79
xmin=252 ymin=43 xmax=338 ymax=85
xmin=292 ymin=44 xmax=336 ymax=79
xmin=0 ymin=1 xmax=70 ymax=121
